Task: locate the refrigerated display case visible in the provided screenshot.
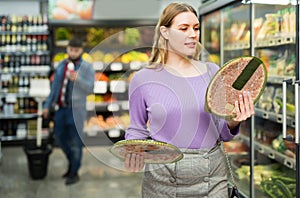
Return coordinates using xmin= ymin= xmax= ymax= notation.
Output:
xmin=201 ymin=9 xmax=221 ymax=65
xmin=200 ymin=1 xmax=298 ymax=198
xmin=222 ymin=3 xmax=250 ymax=63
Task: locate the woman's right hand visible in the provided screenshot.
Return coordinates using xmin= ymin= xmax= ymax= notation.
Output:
xmin=125 ymin=153 xmax=145 ymax=172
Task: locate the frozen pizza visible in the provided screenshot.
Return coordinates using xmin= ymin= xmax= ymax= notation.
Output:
xmin=205 ymin=56 xmax=267 ymax=120
xmin=110 ymin=139 xmax=183 ymax=164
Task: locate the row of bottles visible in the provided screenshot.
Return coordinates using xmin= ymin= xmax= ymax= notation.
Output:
xmin=0 ymin=119 xmax=38 ymax=138
xmin=0 ymin=95 xmax=38 ymax=115
xmin=1 ymin=75 xmax=48 ymax=94
xmin=1 ymin=54 xmax=51 ymax=73
xmin=0 ymin=15 xmax=48 ymax=33
xmin=0 ymin=34 xmax=48 ymax=53
xmin=1 ymin=75 xmax=31 ymax=94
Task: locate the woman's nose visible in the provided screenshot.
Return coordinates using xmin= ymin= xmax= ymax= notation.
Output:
xmin=188 ymin=28 xmax=197 ymax=37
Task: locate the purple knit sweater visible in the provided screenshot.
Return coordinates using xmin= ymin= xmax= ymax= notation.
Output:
xmin=125 ymin=62 xmax=239 ymax=149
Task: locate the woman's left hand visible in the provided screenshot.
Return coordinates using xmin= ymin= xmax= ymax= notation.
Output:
xmin=227 ymin=91 xmax=255 ymax=130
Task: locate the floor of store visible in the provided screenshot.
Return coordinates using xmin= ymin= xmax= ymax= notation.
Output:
xmin=0 ymin=145 xmax=142 ymax=198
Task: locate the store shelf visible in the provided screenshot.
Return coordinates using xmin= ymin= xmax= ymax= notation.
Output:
xmin=0 ymin=50 xmax=50 ymax=55
xmin=49 ymin=19 xmax=157 ymax=27
xmin=224 ymin=41 xmax=250 ymax=51
xmin=237 ymin=134 xmax=296 ymax=170
xmin=94 ymin=80 xmax=129 ymax=94
xmin=87 ymin=101 xmax=129 ymax=112
xmin=0 ymin=31 xmax=49 ymax=35
xmin=267 ymin=75 xmax=295 ymax=84
xmin=92 ymin=61 xmax=145 ymax=72
xmin=255 ymin=108 xmax=295 ymax=128
xmin=83 ymin=128 xmax=125 ymax=146
xmin=0 ymin=113 xmax=37 ymax=120
xmin=255 ymin=35 xmax=295 ymax=48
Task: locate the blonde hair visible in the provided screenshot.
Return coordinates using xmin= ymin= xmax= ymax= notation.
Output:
xmin=148 ymin=2 xmax=201 ymax=68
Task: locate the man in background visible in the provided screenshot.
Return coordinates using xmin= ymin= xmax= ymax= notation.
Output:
xmin=43 ymin=38 xmax=94 ymax=185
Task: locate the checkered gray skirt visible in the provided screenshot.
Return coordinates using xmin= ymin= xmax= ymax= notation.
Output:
xmin=142 ymin=144 xmax=228 ymax=198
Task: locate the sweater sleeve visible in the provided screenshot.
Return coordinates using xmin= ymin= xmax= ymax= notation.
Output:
xmin=220 ymin=120 xmax=240 ymax=141
xmin=125 ymin=73 xmax=150 ymax=140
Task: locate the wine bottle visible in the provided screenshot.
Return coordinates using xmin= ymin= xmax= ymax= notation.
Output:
xmin=17 ymin=16 xmax=23 ymax=32
xmin=21 ymin=34 xmax=27 ymax=52
xmin=9 ymin=55 xmax=14 ymax=73
xmin=26 ymin=35 xmax=31 ymax=52
xmin=1 ymin=16 xmax=7 ymax=31
xmin=11 ymin=34 xmax=16 ymax=52
xmin=14 ymin=55 xmax=20 ymax=73
xmin=18 ymin=97 xmax=24 ymax=114
xmin=27 ymin=15 xmax=33 ymax=33
xmin=18 ymin=75 xmax=24 ymax=93
xmin=5 ymin=15 xmax=11 ymax=32
xmin=5 ymin=34 xmax=11 ymax=52
xmin=31 ymin=35 xmax=37 ymax=52
xmin=22 ymin=15 xmax=28 ymax=32
xmin=3 ymin=54 xmax=9 ymax=73
xmin=11 ymin=15 xmax=17 ymax=33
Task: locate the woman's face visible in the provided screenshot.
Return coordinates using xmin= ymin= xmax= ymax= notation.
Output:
xmin=165 ymin=11 xmax=200 ymax=57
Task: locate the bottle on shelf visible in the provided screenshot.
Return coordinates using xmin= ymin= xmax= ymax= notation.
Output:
xmin=11 ymin=15 xmax=17 ymax=33
xmin=5 ymin=15 xmax=11 ymax=32
xmin=9 ymin=55 xmax=14 ymax=73
xmin=22 ymin=15 xmax=28 ymax=33
xmin=17 ymin=16 xmax=23 ymax=32
xmin=3 ymin=54 xmax=9 ymax=73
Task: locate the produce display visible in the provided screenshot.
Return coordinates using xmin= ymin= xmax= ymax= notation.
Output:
xmin=85 ymin=114 xmax=130 ymax=132
xmin=257 ymin=49 xmax=296 ymax=77
xmin=205 ymin=56 xmax=267 ymax=120
xmin=225 ymin=21 xmax=250 ymax=45
xmin=235 ymin=163 xmax=296 ymax=198
xmin=255 ymin=7 xmax=296 ymax=40
xmin=257 ymin=85 xmax=295 ymax=117
xmin=110 ymin=139 xmax=183 ymax=164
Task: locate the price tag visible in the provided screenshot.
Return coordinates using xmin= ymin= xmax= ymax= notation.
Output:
xmin=262 ymin=112 xmax=269 ymax=119
xmin=121 ymin=101 xmax=129 ymax=110
xmin=86 ymin=102 xmax=95 ymax=111
xmin=258 ymin=147 xmax=264 ymax=154
xmin=93 ymin=61 xmax=104 ymax=71
xmin=108 ymin=129 xmax=121 ymax=138
xmin=130 ymin=61 xmax=142 ymax=70
xmin=94 ymin=81 xmax=107 ymax=94
xmin=107 ymin=103 xmax=120 ymax=112
xmin=283 ymin=158 xmax=294 ymax=169
xmin=110 ymin=80 xmax=126 ymax=93
xmin=110 ymin=62 xmax=123 ymax=71
xmin=276 ymin=115 xmax=282 ymax=123
xmin=268 ymin=152 xmax=275 ymax=159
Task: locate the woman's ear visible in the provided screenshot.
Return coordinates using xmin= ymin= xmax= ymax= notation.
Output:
xmin=160 ymin=26 xmax=168 ymax=40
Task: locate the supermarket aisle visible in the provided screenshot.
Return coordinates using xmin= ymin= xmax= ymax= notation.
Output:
xmin=0 ymin=146 xmax=142 ymax=198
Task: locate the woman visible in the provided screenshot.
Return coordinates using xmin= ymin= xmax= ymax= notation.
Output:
xmin=125 ymin=2 xmax=254 ymax=197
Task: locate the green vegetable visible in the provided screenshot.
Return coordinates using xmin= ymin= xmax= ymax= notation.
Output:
xmin=274 ymin=179 xmax=293 ymax=198
xmin=55 ymin=28 xmax=71 ymax=41
xmin=271 ymin=175 xmax=296 ymax=184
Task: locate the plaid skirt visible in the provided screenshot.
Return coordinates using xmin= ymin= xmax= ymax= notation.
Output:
xmin=142 ymin=144 xmax=228 ymax=198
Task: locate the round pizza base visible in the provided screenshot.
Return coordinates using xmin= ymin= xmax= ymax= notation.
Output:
xmin=110 ymin=139 xmax=183 ymax=164
xmin=205 ymin=56 xmax=267 ymax=120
